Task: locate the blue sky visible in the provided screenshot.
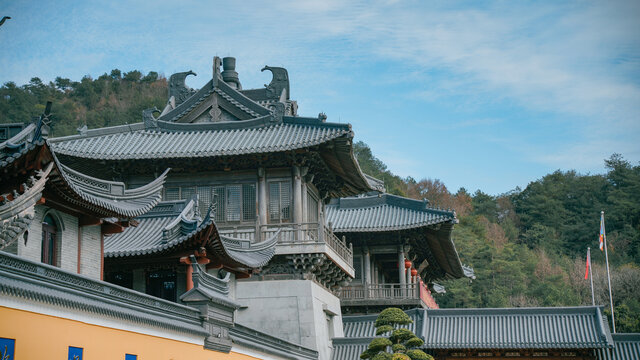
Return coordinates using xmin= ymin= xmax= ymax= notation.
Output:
xmin=1 ymin=1 xmax=639 ymax=195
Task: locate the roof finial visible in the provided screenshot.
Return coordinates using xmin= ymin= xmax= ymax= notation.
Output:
xmin=221 ymin=57 xmax=241 ymax=90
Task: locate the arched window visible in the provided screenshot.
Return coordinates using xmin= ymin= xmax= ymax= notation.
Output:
xmin=41 ymin=214 xmax=58 ymax=266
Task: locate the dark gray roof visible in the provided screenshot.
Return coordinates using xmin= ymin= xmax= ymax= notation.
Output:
xmin=596 ymin=334 xmax=640 ymax=360
xmin=334 ymin=307 xmax=615 ymax=360
xmin=326 ymin=194 xmax=470 ymax=281
xmin=1 ymin=124 xmax=167 ymax=220
xmin=105 ymin=199 xmax=277 ymax=269
xmin=51 ymin=157 xmax=168 ymax=218
xmin=105 ymin=200 xmax=197 ymax=257
xmin=326 ymin=194 xmax=456 ymax=232
xmin=49 ymin=116 xmax=352 ymax=160
xmin=420 ymin=306 xmax=614 ymax=349
xmin=342 ymin=308 xmax=424 ymax=338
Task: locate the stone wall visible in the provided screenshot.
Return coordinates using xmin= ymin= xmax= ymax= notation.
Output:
xmin=235 ymin=279 xmax=343 ymax=360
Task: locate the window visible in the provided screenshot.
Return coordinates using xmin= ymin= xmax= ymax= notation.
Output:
xmin=269 ymin=181 xmax=291 ymax=223
xmin=216 ymin=184 xmax=256 ymax=222
xmin=353 ymin=255 xmax=362 ymax=282
xmin=164 ymin=184 xmax=256 ymax=222
xmin=307 ymin=190 xmax=319 ymax=223
xmin=41 ymin=214 xmax=58 ymax=266
xmin=106 ymin=271 xmax=133 ymax=289
xmin=146 ymin=269 xmax=176 ymax=302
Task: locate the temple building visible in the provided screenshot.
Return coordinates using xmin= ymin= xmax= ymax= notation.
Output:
xmin=2 ymin=56 xmax=638 ymax=360
xmin=0 ymin=104 xmax=316 ymax=359
xmin=46 ymin=56 xmax=382 ymax=360
xmin=326 ymin=193 xmax=475 ymax=314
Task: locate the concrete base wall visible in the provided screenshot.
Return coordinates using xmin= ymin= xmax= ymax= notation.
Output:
xmin=235 ymin=280 xmax=343 ymax=360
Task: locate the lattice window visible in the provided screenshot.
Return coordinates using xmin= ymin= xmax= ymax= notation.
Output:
xmin=226 ymin=185 xmax=242 ymax=221
xmin=213 ymin=186 xmax=226 ymax=222
xmin=180 ymin=186 xmax=196 ymax=200
xmin=196 ymin=186 xmax=212 ymax=218
xmin=307 ymin=190 xmax=319 ymax=223
xmin=164 ymin=187 xmax=180 ymax=201
xmin=242 ymin=184 xmax=256 ymax=221
xmin=353 ymin=255 xmax=362 ymax=282
xmin=269 ymin=181 xmax=291 ymax=223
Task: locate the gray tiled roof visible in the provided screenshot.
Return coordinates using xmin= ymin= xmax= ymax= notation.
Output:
xmin=52 ymin=157 xmax=167 ymax=218
xmin=1 ymin=125 xmax=167 ymax=220
xmin=421 ymin=306 xmax=614 ymax=349
xmin=596 ymin=334 xmax=640 ymax=360
xmin=49 ymin=117 xmax=352 ymax=160
xmin=334 ymin=306 xmax=615 ymax=360
xmin=105 ymin=199 xmax=277 ymax=269
xmin=325 ymin=194 xmax=456 ymax=232
xmin=104 ymin=201 xmax=188 ymax=257
xmin=342 ymin=308 xmax=424 ymax=338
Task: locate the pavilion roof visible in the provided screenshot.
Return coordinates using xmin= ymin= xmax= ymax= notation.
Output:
xmin=325 ymin=193 xmax=470 ymax=281
xmin=0 ymin=121 xmax=167 ymax=222
xmin=326 ymin=193 xmax=456 ymax=232
xmin=49 ymin=56 xmax=378 ymax=197
xmin=333 ymin=306 xmax=616 ymax=360
xmin=50 ymin=116 xmax=351 ymax=160
xmin=105 ymin=199 xmax=277 ymax=270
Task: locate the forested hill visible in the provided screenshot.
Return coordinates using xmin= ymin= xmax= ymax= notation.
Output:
xmin=355 ymin=143 xmax=640 ymax=332
xmin=2 ymin=73 xmax=639 ymax=332
xmin=0 ymin=71 xmax=166 ymax=136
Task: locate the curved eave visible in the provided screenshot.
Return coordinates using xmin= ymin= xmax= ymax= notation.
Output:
xmin=319 ymin=135 xmax=377 ymax=197
xmin=47 ymin=154 xmax=168 ymax=219
xmin=106 ymin=215 xmax=216 ymax=258
xmin=414 ymin=222 xmax=466 ymax=280
xmin=216 ymin=231 xmax=279 ymax=269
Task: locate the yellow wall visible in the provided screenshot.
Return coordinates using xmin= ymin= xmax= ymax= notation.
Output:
xmin=0 ymin=306 xmax=259 ymax=360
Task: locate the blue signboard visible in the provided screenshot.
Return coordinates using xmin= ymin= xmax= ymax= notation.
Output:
xmin=125 ymin=355 xmax=137 ymax=360
xmin=0 ymin=338 xmax=15 ymax=360
xmin=68 ymin=346 xmax=83 ymax=360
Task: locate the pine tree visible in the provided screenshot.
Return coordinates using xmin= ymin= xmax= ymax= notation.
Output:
xmin=360 ymin=308 xmax=432 ymax=360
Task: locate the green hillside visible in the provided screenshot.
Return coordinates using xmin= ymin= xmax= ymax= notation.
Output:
xmin=2 ymin=73 xmax=639 ymax=332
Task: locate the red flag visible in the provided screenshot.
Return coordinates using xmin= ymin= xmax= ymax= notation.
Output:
xmin=599 ymin=213 xmax=605 ymax=251
xmin=584 ymin=249 xmax=590 ymax=280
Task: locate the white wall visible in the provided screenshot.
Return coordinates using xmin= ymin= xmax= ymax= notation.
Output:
xmin=19 ymin=205 xmax=102 ymax=280
xmin=235 ymin=280 xmax=343 ymax=360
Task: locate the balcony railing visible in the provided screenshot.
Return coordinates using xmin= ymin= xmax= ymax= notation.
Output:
xmin=338 ymin=283 xmax=419 ymax=300
xmin=338 ymin=281 xmax=439 ymax=309
xmin=218 ymin=222 xmax=353 ymax=268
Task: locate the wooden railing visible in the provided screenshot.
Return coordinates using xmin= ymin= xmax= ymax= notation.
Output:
xmin=338 ymin=283 xmax=420 ymax=300
xmin=218 ymin=222 xmax=353 ymax=268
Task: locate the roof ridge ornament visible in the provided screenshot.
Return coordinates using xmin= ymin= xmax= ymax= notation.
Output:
xmin=168 ymin=70 xmax=197 ymax=106
xmin=143 ymin=107 xmax=160 ymax=129
xmin=262 ymin=65 xmax=290 ymax=101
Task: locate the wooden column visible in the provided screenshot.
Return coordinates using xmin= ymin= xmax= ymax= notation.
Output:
xmin=258 ymin=167 xmax=267 ymax=241
xmin=363 ymin=247 xmax=371 ymax=298
xmin=398 ymin=245 xmax=406 ymax=286
xmin=293 ymin=166 xmax=303 ymax=234
xmin=301 ymin=181 xmax=308 ymax=223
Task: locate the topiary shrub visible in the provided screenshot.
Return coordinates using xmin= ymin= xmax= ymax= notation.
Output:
xmin=361 ymin=308 xmax=428 ymax=360
xmin=406 ymin=349 xmax=433 ymax=360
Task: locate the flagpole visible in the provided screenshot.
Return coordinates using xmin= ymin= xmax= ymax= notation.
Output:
xmin=588 ymin=247 xmax=595 ymax=306
xmin=602 ymin=211 xmax=616 ymax=333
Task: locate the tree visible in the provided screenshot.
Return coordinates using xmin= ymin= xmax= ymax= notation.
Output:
xmin=360 ymin=308 xmax=432 ymax=360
